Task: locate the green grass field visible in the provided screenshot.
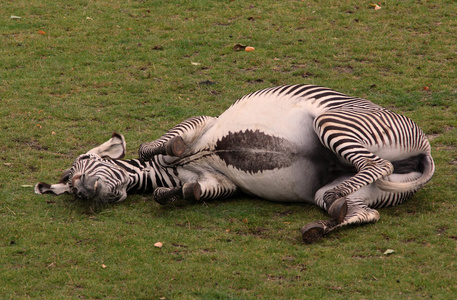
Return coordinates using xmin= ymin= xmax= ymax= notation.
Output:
xmin=1 ymin=0 xmax=456 ymax=298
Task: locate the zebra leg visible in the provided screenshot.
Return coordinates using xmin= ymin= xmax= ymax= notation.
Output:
xmin=301 ymin=171 xmax=421 ymax=243
xmin=153 ymin=182 xmax=201 ymax=205
xmin=139 ymin=116 xmax=216 ymax=161
xmin=301 ymin=198 xmax=380 ymax=244
xmin=154 ymin=173 xmax=237 ymax=205
xmin=139 ymin=136 xmax=187 ymax=158
xmin=313 ymin=110 xmax=395 ymax=221
xmin=196 ymin=173 xmax=238 ymax=201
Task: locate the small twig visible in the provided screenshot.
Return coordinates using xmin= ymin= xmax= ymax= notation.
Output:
xmin=6 ymin=206 xmax=16 ymax=216
xmin=186 ymin=216 xmax=191 ymax=230
xmin=284 ymin=235 xmax=298 ymax=242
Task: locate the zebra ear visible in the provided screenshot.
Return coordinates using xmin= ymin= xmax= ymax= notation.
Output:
xmin=34 ymin=182 xmax=71 ymax=195
xmin=87 ymin=132 xmax=126 ymax=160
xmin=35 ymin=168 xmax=72 ymax=195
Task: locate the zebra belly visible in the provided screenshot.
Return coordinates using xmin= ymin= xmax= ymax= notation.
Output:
xmin=211 ymin=156 xmax=330 ymax=203
xmin=197 ymin=91 xmax=321 ymax=153
xmin=180 ymin=93 xmax=335 ymax=202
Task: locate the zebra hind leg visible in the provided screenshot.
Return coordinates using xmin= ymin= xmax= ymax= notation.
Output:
xmin=301 ymin=198 xmax=380 ymax=244
xmin=313 ymin=110 xmax=397 ymax=221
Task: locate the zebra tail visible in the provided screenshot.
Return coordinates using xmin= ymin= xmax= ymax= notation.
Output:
xmin=375 ymin=153 xmax=435 ymax=193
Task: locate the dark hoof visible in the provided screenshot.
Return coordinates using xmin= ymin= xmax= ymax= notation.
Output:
xmin=301 ymin=222 xmax=325 ymax=244
xmin=153 ymin=187 xmax=181 ymax=205
xmin=328 ymin=197 xmax=347 ymax=223
xmin=182 ymin=182 xmax=201 ymax=201
xmin=165 ymin=136 xmax=186 ymax=157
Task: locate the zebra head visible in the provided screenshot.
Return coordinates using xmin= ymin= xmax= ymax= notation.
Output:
xmin=35 ymin=133 xmax=130 ymax=203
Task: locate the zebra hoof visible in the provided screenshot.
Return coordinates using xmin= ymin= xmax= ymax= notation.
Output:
xmin=300 ymin=222 xmax=325 ymax=244
xmin=153 ymin=187 xmax=181 ymax=205
xmin=182 ymin=182 xmax=201 ymax=201
xmin=327 ymin=197 xmax=347 ymax=223
xmin=165 ymin=136 xmax=186 ymax=157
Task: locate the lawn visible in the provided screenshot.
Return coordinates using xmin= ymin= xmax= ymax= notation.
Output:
xmin=1 ymin=0 xmax=456 ymax=298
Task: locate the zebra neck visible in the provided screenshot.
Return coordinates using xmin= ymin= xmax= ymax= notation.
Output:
xmin=113 ymin=158 xmax=180 ymax=194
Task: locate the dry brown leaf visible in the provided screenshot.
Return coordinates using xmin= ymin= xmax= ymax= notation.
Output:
xmin=233 ymin=44 xmax=246 ymax=51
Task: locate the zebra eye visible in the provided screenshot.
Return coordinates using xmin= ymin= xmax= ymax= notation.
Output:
xmin=78 ymin=154 xmax=92 ymax=160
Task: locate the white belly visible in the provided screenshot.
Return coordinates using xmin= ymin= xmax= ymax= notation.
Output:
xmin=179 ymin=92 xmax=336 ymax=202
xmin=197 ymin=92 xmax=321 ymax=152
xmin=215 ymin=157 xmax=328 ymax=202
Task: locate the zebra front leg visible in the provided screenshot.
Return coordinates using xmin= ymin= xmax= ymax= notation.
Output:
xmin=139 ymin=116 xmax=216 ymax=161
xmin=139 ymin=136 xmax=187 ymax=159
xmin=153 ymin=173 xmax=237 ymax=205
xmin=153 ymin=182 xmax=201 ymax=205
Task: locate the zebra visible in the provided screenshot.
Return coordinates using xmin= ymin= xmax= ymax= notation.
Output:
xmin=35 ymin=84 xmax=435 ymax=243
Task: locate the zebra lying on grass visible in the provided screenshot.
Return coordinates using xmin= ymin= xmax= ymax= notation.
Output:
xmin=35 ymin=85 xmax=435 ymax=243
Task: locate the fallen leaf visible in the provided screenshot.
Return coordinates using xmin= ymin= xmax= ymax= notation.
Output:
xmin=370 ymin=3 xmax=381 ymax=10
xmin=51 ymin=131 xmax=56 ymax=135
xmin=86 ymin=17 xmax=93 ymax=20
xmin=3 ymin=163 xmax=12 ymax=167
xmin=38 ymin=30 xmax=46 ymax=35
xmin=383 ymin=249 xmax=395 ymax=255
xmin=423 ymin=86 xmax=430 ymax=91
xmin=191 ymin=62 xmax=201 ymax=66
xmin=154 ymin=242 xmax=163 ymax=248
xmin=37 ymin=124 xmax=42 ymax=128
xmin=101 ymin=264 xmax=107 ymax=268
xmin=233 ymin=43 xmax=246 ymax=51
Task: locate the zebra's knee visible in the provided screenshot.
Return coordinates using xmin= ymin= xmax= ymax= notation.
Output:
xmin=359 ymin=158 xmax=394 ymax=177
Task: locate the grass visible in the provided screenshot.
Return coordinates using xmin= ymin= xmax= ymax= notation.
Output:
xmin=1 ymin=0 xmax=456 ymax=298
